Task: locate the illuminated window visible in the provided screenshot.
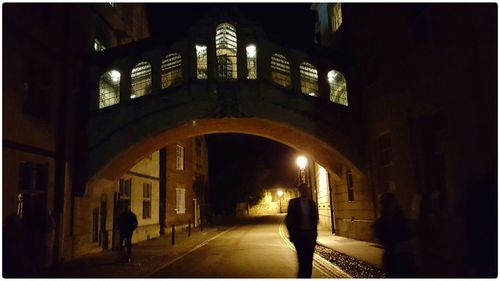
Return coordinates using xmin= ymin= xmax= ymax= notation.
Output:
xmin=300 ymin=62 xmax=319 ymax=97
xmin=99 ymin=69 xmax=120 ymax=109
xmin=162 ymin=53 xmax=182 ymax=88
xmin=94 ymin=39 xmax=106 ymax=51
xmin=142 ymin=182 xmax=152 ymax=219
xmin=176 ymin=145 xmax=184 ymax=171
xmin=327 ymin=70 xmax=348 ymax=106
xmin=196 ymin=45 xmax=208 ymax=79
xmin=331 ymin=3 xmax=343 ymax=32
xmin=131 ymin=61 xmax=152 ymax=99
xmin=216 ymin=23 xmax=237 ymax=79
xmin=270 ymin=53 xmax=291 ymax=88
xmin=246 ymin=44 xmax=257 ymax=79
xmin=176 ymin=185 xmax=186 ymax=214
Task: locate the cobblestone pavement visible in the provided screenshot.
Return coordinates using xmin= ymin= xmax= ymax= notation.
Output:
xmin=315 ymin=244 xmax=385 ymax=278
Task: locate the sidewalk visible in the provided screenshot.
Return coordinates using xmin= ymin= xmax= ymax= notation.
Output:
xmin=316 ymin=225 xmax=383 ymax=269
xmin=41 ymin=225 xmax=230 ymax=278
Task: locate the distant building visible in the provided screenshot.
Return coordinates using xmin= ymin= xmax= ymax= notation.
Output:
xmin=75 ymin=137 xmax=209 ymax=257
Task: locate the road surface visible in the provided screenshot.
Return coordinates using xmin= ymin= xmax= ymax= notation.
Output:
xmin=150 ymin=215 xmax=347 ymax=278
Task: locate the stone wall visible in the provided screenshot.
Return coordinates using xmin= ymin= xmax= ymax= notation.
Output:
xmin=249 ymin=202 xmax=280 ymax=216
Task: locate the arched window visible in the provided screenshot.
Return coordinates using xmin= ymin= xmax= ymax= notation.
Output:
xmin=246 ymin=44 xmax=257 ymax=79
xmin=195 ymin=45 xmax=207 ymax=79
xmin=99 ymin=69 xmax=120 ymax=109
xmin=300 ymin=62 xmax=318 ymax=96
xmin=328 ymin=70 xmax=348 ymax=106
xmin=270 ymin=53 xmax=291 ymax=88
xmin=162 ymin=53 xmax=182 ymax=88
xmin=215 ymin=23 xmax=237 ymax=79
xmin=131 ymin=61 xmax=152 ymax=99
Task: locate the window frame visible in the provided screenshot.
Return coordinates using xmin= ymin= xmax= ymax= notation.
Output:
xmin=330 ymin=3 xmax=343 ymax=32
xmin=328 ymin=70 xmax=348 ymax=106
xmin=300 ymin=61 xmax=319 ymax=96
xmin=119 ymin=178 xmax=132 ymax=199
xmin=176 ymin=145 xmax=184 ymax=171
xmin=246 ymin=44 xmax=257 ymax=79
xmin=270 ymin=53 xmax=291 ymax=88
xmin=215 ymin=22 xmax=238 ymax=80
xmin=161 ymin=53 xmax=183 ymax=89
xmin=176 ymin=186 xmax=186 ymax=214
xmin=131 ymin=61 xmax=152 ymax=99
xmin=195 ymin=44 xmax=208 ymax=79
xmin=142 ymin=182 xmax=152 ymax=219
xmin=347 ymin=170 xmax=354 ymax=201
xmin=99 ymin=69 xmax=121 ymax=109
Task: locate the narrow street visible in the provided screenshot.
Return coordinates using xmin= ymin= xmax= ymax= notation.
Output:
xmin=150 ymin=215 xmax=342 ymax=278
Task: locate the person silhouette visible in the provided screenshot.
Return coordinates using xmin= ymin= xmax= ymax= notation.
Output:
xmin=286 ymin=183 xmax=318 ymax=278
xmin=118 ymin=206 xmax=138 ymax=262
xmin=375 ymin=192 xmax=417 ymax=277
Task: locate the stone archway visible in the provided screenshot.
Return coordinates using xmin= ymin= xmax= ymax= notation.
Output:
xmin=88 ymin=117 xmax=364 ymax=190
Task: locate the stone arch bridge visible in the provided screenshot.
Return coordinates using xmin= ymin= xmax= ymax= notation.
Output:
xmin=81 ymin=16 xmax=364 ymax=191
xmin=72 ymin=14 xmax=375 ymax=257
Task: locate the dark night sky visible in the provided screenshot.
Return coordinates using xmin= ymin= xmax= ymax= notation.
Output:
xmin=144 ymin=3 xmax=316 ymax=50
xmin=144 ymin=4 xmax=313 ymax=213
xmin=204 ymin=134 xmax=300 ymax=214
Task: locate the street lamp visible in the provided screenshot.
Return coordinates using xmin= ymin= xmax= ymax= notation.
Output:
xmin=277 ymin=190 xmax=284 ymax=213
xmin=296 ymin=156 xmax=308 ymax=184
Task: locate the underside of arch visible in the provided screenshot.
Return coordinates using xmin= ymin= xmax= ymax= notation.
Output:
xmin=86 ymin=117 xmax=364 ymax=196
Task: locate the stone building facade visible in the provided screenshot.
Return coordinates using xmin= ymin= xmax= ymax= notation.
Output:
xmin=312 ymin=3 xmax=497 ymax=277
xmin=3 ymin=3 xmax=151 ymax=265
xmin=74 ymin=136 xmax=208 ymax=258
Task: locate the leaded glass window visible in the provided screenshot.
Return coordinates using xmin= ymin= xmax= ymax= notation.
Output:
xmin=328 ymin=70 xmax=348 ymax=106
xmin=162 ymin=53 xmax=182 ymax=88
xmin=131 ymin=61 xmax=152 ymax=99
xmin=270 ymin=54 xmax=291 ymax=88
xmin=94 ymin=39 xmax=106 ymax=51
xmin=331 ymin=3 xmax=343 ymax=32
xmin=246 ymin=44 xmax=257 ymax=79
xmin=99 ymin=69 xmax=120 ymax=109
xmin=216 ymin=23 xmax=237 ymax=79
xmin=300 ymin=62 xmax=318 ymax=97
xmin=196 ymin=45 xmax=207 ymax=79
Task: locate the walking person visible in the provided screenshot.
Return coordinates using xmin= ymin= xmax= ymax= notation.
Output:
xmin=375 ymin=192 xmax=418 ymax=277
xmin=286 ymin=183 xmax=319 ymax=278
xmin=118 ymin=206 xmax=138 ymax=263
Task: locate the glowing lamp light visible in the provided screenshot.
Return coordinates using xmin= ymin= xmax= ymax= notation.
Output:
xmin=328 ymin=71 xmax=337 ymax=83
xmin=109 ymin=70 xmax=121 ymax=82
xmin=246 ymin=45 xmax=256 ymax=58
xmin=196 ymin=45 xmax=207 ymax=54
xmin=130 ymin=94 xmax=137 ymax=99
xmin=296 ymin=156 xmax=308 ymax=170
xmin=277 ymin=190 xmax=284 ymax=197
